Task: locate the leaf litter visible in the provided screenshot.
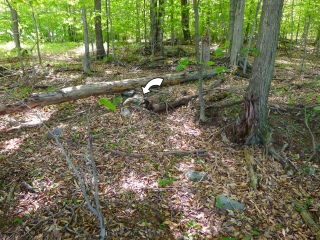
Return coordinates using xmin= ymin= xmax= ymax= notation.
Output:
xmin=0 ymin=51 xmax=319 ymax=239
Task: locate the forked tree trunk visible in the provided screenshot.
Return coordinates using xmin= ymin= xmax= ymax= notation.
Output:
xmin=237 ymin=0 xmax=284 ymax=145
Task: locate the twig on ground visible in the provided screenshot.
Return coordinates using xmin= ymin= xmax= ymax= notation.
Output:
xmin=305 ymin=107 xmax=318 ymax=162
xmin=109 ymin=148 xmax=208 ymax=158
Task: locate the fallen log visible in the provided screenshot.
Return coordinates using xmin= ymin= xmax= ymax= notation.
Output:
xmin=0 ymin=70 xmax=218 ymax=115
xmin=148 ymin=94 xmax=198 ymax=112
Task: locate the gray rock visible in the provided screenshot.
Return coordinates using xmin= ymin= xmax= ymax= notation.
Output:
xmin=120 ymin=107 xmax=131 ymax=116
xmin=122 ymin=90 xmax=135 ymax=97
xmin=215 ymin=195 xmax=244 ymax=211
xmin=46 ymin=127 xmax=62 ymax=140
xmin=123 ymin=94 xmax=145 ymax=106
xmin=185 ymin=169 xmax=206 ymax=182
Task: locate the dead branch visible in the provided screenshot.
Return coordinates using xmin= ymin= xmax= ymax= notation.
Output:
xmin=268 ymin=146 xmax=296 ymax=174
xmin=243 ymin=146 xmax=258 ymax=190
xmin=148 ymin=94 xmax=198 ymax=112
xmin=206 ymin=99 xmax=244 ymax=109
xmin=109 ymin=148 xmax=208 ymax=158
xmin=291 ymin=198 xmax=320 ymax=240
xmin=0 ymin=69 xmax=219 ymax=115
xmin=305 ymin=107 xmax=318 ymax=162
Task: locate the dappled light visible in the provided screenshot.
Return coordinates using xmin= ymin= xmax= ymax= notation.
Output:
xmin=1 ymin=0 xmax=320 ymax=238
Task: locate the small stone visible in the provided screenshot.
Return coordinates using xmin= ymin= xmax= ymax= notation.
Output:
xmin=120 ymin=107 xmax=130 ymax=116
xmin=123 ymin=95 xmax=145 ymax=106
xmin=46 ymin=127 xmax=62 ymax=140
xmin=215 ymin=195 xmax=244 ymax=211
xmin=185 ymin=169 xmax=206 ymax=182
xmin=122 ymin=90 xmax=135 ymax=97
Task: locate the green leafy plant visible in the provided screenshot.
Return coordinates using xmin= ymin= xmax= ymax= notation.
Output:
xmin=98 ymin=97 xmax=116 ymax=111
xmin=158 ymin=177 xmax=175 ymax=187
xmin=13 ymin=217 xmax=23 ymax=224
xmin=240 ymin=47 xmax=260 ymax=56
xmin=176 ymin=57 xmax=190 ymax=71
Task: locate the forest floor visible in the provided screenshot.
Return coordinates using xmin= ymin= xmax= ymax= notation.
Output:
xmin=0 ymin=43 xmax=319 ymax=239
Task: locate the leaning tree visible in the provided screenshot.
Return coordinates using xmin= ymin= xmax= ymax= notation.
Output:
xmin=237 ymin=0 xmax=285 ymax=145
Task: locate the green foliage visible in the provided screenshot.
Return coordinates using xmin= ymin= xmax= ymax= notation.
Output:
xmin=111 ymin=95 xmax=123 ymax=106
xmin=158 ymin=177 xmax=175 ymax=187
xmin=176 ymin=57 xmax=190 ymax=71
xmin=13 ymin=217 xmax=23 ymax=224
xmin=240 ymin=47 xmax=260 ymax=56
xmin=98 ymin=97 xmax=116 ymax=111
xmin=313 ymin=106 xmax=320 ymax=114
xmin=215 ymin=66 xmax=228 ymax=74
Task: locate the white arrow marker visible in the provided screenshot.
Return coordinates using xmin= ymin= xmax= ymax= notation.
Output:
xmin=141 ymin=77 xmax=164 ymax=94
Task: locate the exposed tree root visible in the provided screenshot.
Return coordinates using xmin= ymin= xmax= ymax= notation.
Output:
xmin=243 ymin=146 xmax=258 ymax=190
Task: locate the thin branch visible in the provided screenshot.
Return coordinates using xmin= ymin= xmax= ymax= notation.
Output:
xmin=305 ymin=107 xmax=317 ymax=162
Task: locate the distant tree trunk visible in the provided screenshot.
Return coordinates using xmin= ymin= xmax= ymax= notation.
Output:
xmin=181 ymin=0 xmax=191 ymax=43
xmin=193 ymin=0 xmax=200 ymax=61
xmin=295 ymin=15 xmax=300 ymax=43
xmin=157 ymin=0 xmax=165 ymax=53
xmin=237 ymin=0 xmax=284 ymax=145
xmin=227 ymin=0 xmax=236 ymax=55
xmin=107 ymin=0 xmax=117 ymax=64
xmin=82 ymin=7 xmax=91 ymax=74
xmin=105 ymin=0 xmax=110 ymax=56
xmin=301 ymin=15 xmax=310 ymax=72
xmin=230 ymin=0 xmax=245 ymax=66
xmin=6 ymin=0 xmax=25 ymax=76
xmin=150 ymin=0 xmax=157 ymax=54
xmin=290 ymin=0 xmax=295 ymax=49
xmin=135 ymin=0 xmax=141 ymax=43
xmin=199 ymin=27 xmax=210 ymax=122
xmin=316 ymin=29 xmax=320 ymax=57
xmin=94 ymin=0 xmax=106 ymax=59
xmin=30 ymin=4 xmax=42 ymax=65
xmin=143 ymin=0 xmax=148 ymax=47
xmin=150 ymin=0 xmax=165 ymax=54
xmin=243 ymin=0 xmax=261 ymax=74
xmin=170 ymin=0 xmax=175 ymax=46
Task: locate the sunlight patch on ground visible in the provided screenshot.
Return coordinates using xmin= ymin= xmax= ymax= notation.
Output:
xmin=120 ymin=171 xmax=157 ymax=193
xmin=0 ymin=137 xmax=25 ymax=153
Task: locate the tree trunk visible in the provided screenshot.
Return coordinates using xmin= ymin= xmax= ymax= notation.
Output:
xmin=237 ymin=0 xmax=284 ymax=145
xmin=227 ymin=0 xmax=236 ymax=55
xmin=6 ymin=0 xmax=25 ymax=76
xmin=107 ymin=0 xmax=117 ymax=64
xmin=301 ymin=15 xmax=310 ymax=72
xmin=31 ymin=4 xmax=42 ymax=65
xmin=0 ymin=70 xmax=219 ymax=115
xmin=135 ymin=0 xmax=141 ymax=43
xmin=243 ymin=0 xmax=261 ymax=74
xmin=198 ymin=27 xmax=210 ymax=122
xmin=150 ymin=0 xmax=165 ymax=54
xmin=193 ymin=0 xmax=200 ymax=61
xmin=82 ymin=7 xmax=91 ymax=74
xmin=105 ymin=0 xmax=110 ymax=56
xmin=150 ymin=0 xmax=157 ymax=54
xmin=181 ymin=0 xmax=191 ymax=44
xmin=230 ymin=0 xmax=245 ymax=66
xmin=94 ymin=0 xmax=106 ymax=59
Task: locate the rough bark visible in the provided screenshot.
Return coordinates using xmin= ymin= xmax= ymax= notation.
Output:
xmin=6 ymin=0 xmax=25 ymax=75
xmin=237 ymin=0 xmax=284 ymax=144
xmin=150 ymin=0 xmax=165 ymax=54
xmin=181 ymin=0 xmax=191 ymax=43
xmin=230 ymin=0 xmax=245 ymax=66
xmin=94 ymin=0 xmax=106 ymax=59
xmin=227 ymin=0 xmax=236 ymax=54
xmin=0 ymin=70 xmax=218 ymax=115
